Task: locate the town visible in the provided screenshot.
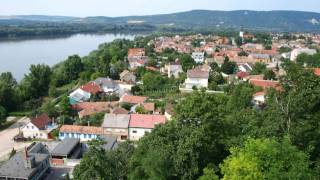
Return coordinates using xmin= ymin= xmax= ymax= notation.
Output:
xmin=1 ymin=30 xmax=320 ymax=179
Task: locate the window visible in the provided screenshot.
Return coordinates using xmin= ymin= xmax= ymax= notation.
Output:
xmin=71 ymin=133 xmax=75 ymax=138
xmin=32 ymin=126 xmax=34 ymax=129
xmin=88 ymin=134 xmax=92 ymax=138
xmin=132 ymin=130 xmax=137 ymax=133
xmin=84 ymin=134 xmax=87 ymax=138
xmin=60 ymin=133 xmax=64 ymax=137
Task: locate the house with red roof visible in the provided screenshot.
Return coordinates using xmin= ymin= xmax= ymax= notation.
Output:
xmin=21 ymin=114 xmax=58 ymax=139
xmin=314 ymin=68 xmax=320 ymax=76
xmin=249 ymin=79 xmax=281 ymax=90
xmin=69 ymin=82 xmax=102 ymax=103
xmin=129 ymin=114 xmax=166 ymax=141
xmin=120 ymin=94 xmax=148 ymax=105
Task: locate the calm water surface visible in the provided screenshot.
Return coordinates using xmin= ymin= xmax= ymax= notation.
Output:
xmin=0 ymin=33 xmax=138 ymax=81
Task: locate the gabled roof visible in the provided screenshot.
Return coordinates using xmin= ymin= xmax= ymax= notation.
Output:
xmin=128 ymin=48 xmax=145 ymax=58
xmin=60 ymin=125 xmax=103 ymax=135
xmin=112 ymin=107 xmax=129 ymax=115
xmin=51 ymin=138 xmax=80 ymax=157
xmin=94 ymin=77 xmax=115 ymax=88
xmin=129 ymin=114 xmax=166 ymax=129
xmin=102 ymin=114 xmax=130 ymax=128
xmin=249 ymin=79 xmax=281 ymax=90
xmin=80 ymin=82 xmax=102 ymax=94
xmin=121 ymin=94 xmax=148 ymax=104
xmin=30 ymin=114 xmax=51 ymax=130
xmin=187 ymin=68 xmax=209 ymax=79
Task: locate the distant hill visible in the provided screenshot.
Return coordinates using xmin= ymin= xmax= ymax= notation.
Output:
xmin=1 ymin=10 xmax=320 ymax=32
xmin=0 ymin=15 xmax=76 ymax=22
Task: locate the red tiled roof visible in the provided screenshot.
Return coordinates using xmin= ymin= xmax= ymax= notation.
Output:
xmin=72 ymin=102 xmax=116 ymax=118
xmin=128 ymin=48 xmax=145 ymax=58
xmin=249 ymin=79 xmax=281 ymax=90
xmin=253 ymin=91 xmax=266 ymax=97
xmin=60 ymin=125 xmax=103 ymax=135
xmin=112 ymin=107 xmax=129 ymax=114
xmin=314 ymin=68 xmax=320 ymax=76
xmin=122 ymin=95 xmax=147 ymax=104
xmin=129 ymin=114 xmax=166 ymax=129
xmin=31 ymin=113 xmax=51 ymax=130
xmin=80 ymin=82 xmax=102 ymax=94
xmin=237 ymin=71 xmax=249 ymax=78
xmin=187 ymin=68 xmax=209 ymax=79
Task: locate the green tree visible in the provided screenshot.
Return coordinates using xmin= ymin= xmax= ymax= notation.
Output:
xmin=221 ymin=57 xmax=237 ymax=75
xmin=142 ymin=72 xmax=166 ymax=91
xmin=59 ymin=95 xmax=71 ymax=116
xmin=62 ymin=55 xmax=84 ymax=83
xmin=0 ymin=72 xmax=17 ymax=111
xmin=20 ymin=64 xmax=52 ymax=99
xmin=221 ymin=138 xmax=314 ymax=180
xmin=263 ymin=69 xmax=276 ymax=80
xmin=0 ymin=105 xmax=7 ymax=124
xmin=250 ymin=62 xmax=267 ymax=75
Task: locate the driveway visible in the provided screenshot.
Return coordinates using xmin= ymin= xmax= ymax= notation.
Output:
xmin=0 ymin=117 xmax=32 ymax=161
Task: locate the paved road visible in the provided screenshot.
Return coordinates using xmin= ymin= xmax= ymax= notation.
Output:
xmin=0 ymin=117 xmax=32 ymax=161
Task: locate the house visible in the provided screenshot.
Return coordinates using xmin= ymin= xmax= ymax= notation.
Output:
xmin=72 ymin=102 xmax=113 ymax=118
xmin=94 ymin=77 xmax=117 ymax=93
xmin=120 ymin=70 xmax=136 ymax=84
xmin=183 ymin=67 xmax=209 ymax=89
xmin=290 ymin=48 xmax=317 ymax=61
xmin=128 ymin=56 xmax=149 ymax=69
xmin=69 ymin=81 xmax=102 ymax=103
xmin=112 ymin=107 xmax=129 ymax=115
xmin=120 ymin=94 xmax=148 ymax=105
xmin=50 ymin=138 xmax=82 ymax=166
xmin=128 ymin=48 xmax=145 ymax=58
xmin=253 ymin=91 xmax=266 ymax=105
xmin=130 ymin=103 xmax=155 ymax=114
xmin=238 ymin=63 xmax=253 ymax=73
xmin=59 ymin=125 xmax=103 ymax=141
xmin=314 ymin=68 xmax=320 ymax=76
xmin=102 ymin=114 xmax=130 ymax=141
xmin=129 ymin=114 xmax=166 ymax=141
xmin=192 ymin=52 xmax=205 ymax=63
xmin=249 ymin=79 xmax=281 ymax=90
xmin=248 ymin=53 xmax=271 ymax=63
xmin=161 ymin=60 xmax=183 ymax=78
xmin=0 ymin=143 xmax=50 ymax=180
xmin=21 ymin=114 xmax=57 ymax=140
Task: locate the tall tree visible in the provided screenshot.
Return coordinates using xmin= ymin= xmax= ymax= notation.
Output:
xmin=0 ymin=72 xmax=17 ymax=111
xmin=20 ymin=64 xmax=52 ymax=99
xmin=221 ymin=138 xmax=314 ymax=179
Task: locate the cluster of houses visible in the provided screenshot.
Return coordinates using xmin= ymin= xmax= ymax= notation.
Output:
xmin=2 ymin=32 xmax=320 ymax=179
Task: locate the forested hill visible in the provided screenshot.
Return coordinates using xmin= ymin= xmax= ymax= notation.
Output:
xmin=78 ymin=10 xmax=320 ymax=32
xmin=1 ymin=10 xmax=320 ymax=37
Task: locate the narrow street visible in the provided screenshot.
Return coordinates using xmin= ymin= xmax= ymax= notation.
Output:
xmin=0 ymin=117 xmax=32 ymax=161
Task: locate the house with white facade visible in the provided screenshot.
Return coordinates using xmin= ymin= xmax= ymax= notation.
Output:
xmin=192 ymin=52 xmax=205 ymax=63
xmin=128 ymin=114 xmax=166 ymax=141
xmin=59 ymin=125 xmax=103 ymax=141
xmin=161 ymin=60 xmax=183 ymax=78
xmin=69 ymin=81 xmax=102 ymax=104
xmin=94 ymin=77 xmax=118 ymax=93
xmin=183 ymin=67 xmax=209 ymax=89
xmin=21 ymin=114 xmax=57 ymax=140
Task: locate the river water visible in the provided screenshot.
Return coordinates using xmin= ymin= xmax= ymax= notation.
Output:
xmin=0 ymin=33 xmax=139 ymax=81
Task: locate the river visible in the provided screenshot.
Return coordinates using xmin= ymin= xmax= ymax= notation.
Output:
xmin=0 ymin=33 xmax=139 ymax=81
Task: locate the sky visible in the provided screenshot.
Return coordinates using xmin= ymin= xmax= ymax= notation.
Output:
xmin=1 ymin=0 xmax=320 ymax=17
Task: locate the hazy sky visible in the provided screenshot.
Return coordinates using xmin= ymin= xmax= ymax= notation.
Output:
xmin=1 ymin=0 xmax=320 ymax=17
